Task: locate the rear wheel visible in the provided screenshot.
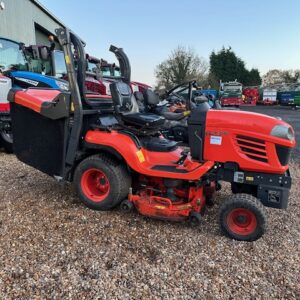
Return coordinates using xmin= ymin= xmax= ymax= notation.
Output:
xmin=219 ymin=194 xmax=266 ymax=241
xmin=0 ymin=129 xmax=13 ymax=153
xmin=74 ymin=155 xmax=131 ymax=210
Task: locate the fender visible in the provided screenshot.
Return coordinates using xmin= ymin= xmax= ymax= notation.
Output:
xmin=85 ymin=130 xmax=214 ymax=180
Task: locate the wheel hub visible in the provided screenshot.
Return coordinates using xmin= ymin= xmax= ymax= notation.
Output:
xmin=236 ymin=215 xmax=247 ymax=224
xmin=81 ymin=168 xmax=110 ymax=202
xmin=227 ymin=208 xmax=257 ymax=236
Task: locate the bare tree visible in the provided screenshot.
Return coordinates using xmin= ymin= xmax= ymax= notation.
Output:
xmin=155 ymin=46 xmax=208 ymax=91
xmin=282 ymin=69 xmax=300 ymax=84
xmin=262 ymin=69 xmax=300 ymax=86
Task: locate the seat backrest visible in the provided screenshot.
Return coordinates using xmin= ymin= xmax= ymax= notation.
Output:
xmin=110 ymin=81 xmax=138 ymax=114
xmin=143 ymin=89 xmax=160 ymax=107
xmin=134 ymin=91 xmax=146 ymax=112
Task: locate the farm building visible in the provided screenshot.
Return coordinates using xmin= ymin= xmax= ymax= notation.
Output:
xmin=0 ymin=0 xmax=64 ymax=45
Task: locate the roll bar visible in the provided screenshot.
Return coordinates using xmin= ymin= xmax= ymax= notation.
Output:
xmin=109 ymin=45 xmax=131 ymax=83
xmin=55 ymin=27 xmax=84 ymax=178
xmin=86 ymin=54 xmax=101 ymax=65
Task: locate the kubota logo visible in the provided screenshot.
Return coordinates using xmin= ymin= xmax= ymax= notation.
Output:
xmin=206 ymin=131 xmax=229 ymax=136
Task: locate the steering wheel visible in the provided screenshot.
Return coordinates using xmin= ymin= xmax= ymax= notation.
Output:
xmin=166 ymin=79 xmax=198 ymax=108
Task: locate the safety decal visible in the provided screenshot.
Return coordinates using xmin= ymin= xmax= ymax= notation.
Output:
xmin=65 ymin=55 xmax=71 ymax=65
xmin=210 ymin=136 xmax=222 ymax=145
xmin=15 ymin=77 xmax=39 ymax=86
xmin=136 ymin=150 xmax=145 ymax=163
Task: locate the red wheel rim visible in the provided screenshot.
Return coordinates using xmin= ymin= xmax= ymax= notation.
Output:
xmin=81 ymin=168 xmax=110 ymax=202
xmin=226 ymin=208 xmax=257 ymax=236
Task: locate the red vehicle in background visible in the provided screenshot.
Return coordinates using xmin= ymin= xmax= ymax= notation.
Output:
xmin=131 ymin=81 xmax=152 ymax=93
xmin=86 ymin=46 xmax=151 ymax=96
xmin=242 ymin=87 xmax=259 ymax=106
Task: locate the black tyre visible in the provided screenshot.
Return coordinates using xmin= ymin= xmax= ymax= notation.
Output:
xmin=74 ymin=154 xmax=131 ymax=211
xmin=219 ymin=194 xmax=267 ymax=241
xmin=0 ymin=130 xmax=13 ymax=153
xmin=189 ymin=212 xmax=201 ymax=227
xmin=120 ymin=199 xmax=134 ymax=212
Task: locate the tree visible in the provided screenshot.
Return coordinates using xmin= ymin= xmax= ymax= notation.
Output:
xmin=262 ymin=69 xmax=283 ymax=86
xmin=243 ymin=69 xmax=262 ymax=86
xmin=282 ymin=70 xmax=300 ymax=84
xmin=262 ymin=69 xmax=300 ymax=86
xmin=209 ymin=47 xmax=261 ymax=87
xmin=155 ymin=46 xmax=208 ymax=90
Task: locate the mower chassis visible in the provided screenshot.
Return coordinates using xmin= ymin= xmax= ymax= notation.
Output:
xmin=217 ymin=165 xmax=291 ymax=209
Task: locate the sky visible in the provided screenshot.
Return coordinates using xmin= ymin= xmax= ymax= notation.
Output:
xmin=39 ymin=0 xmax=300 ymax=86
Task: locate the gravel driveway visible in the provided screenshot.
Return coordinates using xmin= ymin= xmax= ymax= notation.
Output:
xmin=0 ymin=152 xmax=299 ymax=299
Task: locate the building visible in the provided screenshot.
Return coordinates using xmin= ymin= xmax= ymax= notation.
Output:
xmin=0 ymin=0 xmax=65 ymax=45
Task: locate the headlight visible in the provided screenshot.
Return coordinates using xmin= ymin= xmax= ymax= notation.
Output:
xmin=271 ymin=125 xmax=295 ymax=141
xmin=55 ymin=80 xmax=69 ymax=91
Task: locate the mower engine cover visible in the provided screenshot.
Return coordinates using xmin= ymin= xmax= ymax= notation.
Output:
xmin=203 ymin=110 xmax=296 ymax=174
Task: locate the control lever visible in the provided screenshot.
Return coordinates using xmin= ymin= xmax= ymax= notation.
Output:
xmin=176 ymin=150 xmax=189 ymax=165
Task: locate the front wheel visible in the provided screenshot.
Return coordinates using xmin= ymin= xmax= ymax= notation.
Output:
xmin=74 ymin=155 xmax=131 ymax=211
xmin=218 ymin=194 xmax=266 ymax=241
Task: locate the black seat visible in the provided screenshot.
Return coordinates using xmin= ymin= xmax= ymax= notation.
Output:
xmin=143 ymin=89 xmax=160 ymax=107
xmin=143 ymin=89 xmax=186 ymax=121
xmin=141 ymin=137 xmax=178 ymax=152
xmin=110 ymin=82 xmax=165 ymax=129
xmin=122 ymin=112 xmax=165 ymax=127
xmin=110 ymin=82 xmax=178 ymax=151
xmin=85 ymin=93 xmax=113 ymax=110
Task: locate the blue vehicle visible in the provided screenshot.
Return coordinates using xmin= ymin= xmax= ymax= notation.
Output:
xmin=0 ymin=37 xmax=68 ymax=152
xmin=200 ymin=89 xmax=218 ymax=99
xmin=199 ymin=89 xmax=219 ymax=108
xmin=279 ymin=92 xmax=294 ymax=106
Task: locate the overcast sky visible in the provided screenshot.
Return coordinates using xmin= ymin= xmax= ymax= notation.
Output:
xmin=39 ymin=0 xmax=300 ymax=86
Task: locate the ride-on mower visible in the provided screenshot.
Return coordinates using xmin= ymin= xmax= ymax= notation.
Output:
xmin=8 ymin=29 xmax=296 ymax=241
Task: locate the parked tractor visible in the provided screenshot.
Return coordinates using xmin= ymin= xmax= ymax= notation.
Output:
xmin=0 ymin=36 xmax=71 ymax=152
xmin=86 ymin=50 xmax=151 ymax=96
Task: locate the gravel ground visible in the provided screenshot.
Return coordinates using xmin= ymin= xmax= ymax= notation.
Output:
xmin=0 ymin=152 xmax=299 ymax=299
